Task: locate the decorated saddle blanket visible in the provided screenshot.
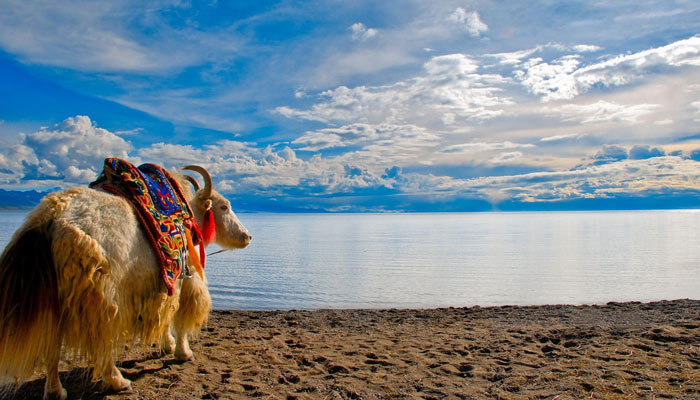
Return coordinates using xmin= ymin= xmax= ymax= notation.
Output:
xmin=90 ymin=158 xmax=203 ymax=295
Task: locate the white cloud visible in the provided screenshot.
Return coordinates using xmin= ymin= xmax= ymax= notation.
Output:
xmin=547 ymin=100 xmax=660 ymax=124
xmin=134 ymin=137 xmax=408 ymax=195
xmin=487 ymin=43 xmax=602 ymax=66
xmin=490 ymin=151 xmax=523 ymax=163
xmin=486 ymin=48 xmax=540 ymax=65
xmin=514 ymin=55 xmax=582 ymax=101
xmin=276 ymin=53 xmax=512 ymax=125
xmin=439 ymin=141 xmax=534 ymax=154
xmin=5 ymin=115 xmax=700 ymax=210
xmin=540 ymin=133 xmax=586 ymax=142
xmin=114 ymin=128 xmax=143 ymax=136
xmin=291 ymin=123 xmax=442 ymax=170
xmin=349 ymin=22 xmax=378 ymax=41
xmin=64 ymin=165 xmax=99 ymax=182
xmin=515 ymin=35 xmax=700 ymax=101
xmin=293 ymin=123 xmax=377 ymax=151
xmin=438 ymin=156 xmax=700 ymax=203
xmin=572 ymin=44 xmax=602 ymax=53
xmin=0 ymin=145 xmax=39 ymax=183
xmin=448 ymin=8 xmax=488 ymax=37
xmin=12 ymin=116 xmax=132 ymax=183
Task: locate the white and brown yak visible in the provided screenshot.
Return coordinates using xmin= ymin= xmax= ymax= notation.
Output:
xmin=0 ymin=165 xmax=251 ymax=400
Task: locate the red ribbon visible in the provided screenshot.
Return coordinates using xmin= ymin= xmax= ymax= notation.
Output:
xmin=202 ymin=207 xmax=216 ymax=244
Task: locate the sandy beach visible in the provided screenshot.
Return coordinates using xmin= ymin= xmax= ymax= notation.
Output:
xmin=8 ymin=299 xmax=700 ymax=399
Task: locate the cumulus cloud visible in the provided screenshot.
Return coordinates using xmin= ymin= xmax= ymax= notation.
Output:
xmin=4 ymin=115 xmax=700 ymax=210
xmin=592 ymin=145 xmax=629 ymax=164
xmin=448 ymin=8 xmax=488 ymax=37
xmin=628 ymin=145 xmax=665 ymax=159
xmin=274 ymin=34 xmax=700 ymax=195
xmin=546 ymin=100 xmax=660 ymax=124
xmin=437 ymin=156 xmax=700 ymax=204
xmin=349 ymin=22 xmax=378 ymax=41
xmin=120 ymin=133 xmax=430 ymax=197
xmin=0 ymin=116 xmax=132 ymax=184
xmin=0 ymin=145 xmax=40 ymax=183
xmin=514 ymin=55 xmax=583 ymax=101
xmin=138 ymin=139 xmax=388 ymax=194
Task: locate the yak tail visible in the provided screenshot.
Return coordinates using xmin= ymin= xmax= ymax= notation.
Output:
xmin=0 ymin=222 xmax=60 ymax=387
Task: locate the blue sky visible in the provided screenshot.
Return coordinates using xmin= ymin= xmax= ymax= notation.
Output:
xmin=1 ymin=1 xmax=700 ymax=212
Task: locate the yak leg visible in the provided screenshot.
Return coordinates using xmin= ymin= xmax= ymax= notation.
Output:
xmin=101 ymin=361 xmax=131 ymax=392
xmin=43 ymin=343 xmax=66 ymax=400
xmin=174 ymin=333 xmax=194 ymax=361
xmin=160 ymin=326 xmax=176 ymax=355
xmin=173 ymin=274 xmax=211 ymax=362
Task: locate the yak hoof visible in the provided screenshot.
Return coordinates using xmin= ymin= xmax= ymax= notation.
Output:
xmin=44 ymin=387 xmax=67 ymax=400
xmin=104 ymin=376 xmax=132 ymax=393
xmin=175 ymin=348 xmax=194 ymax=362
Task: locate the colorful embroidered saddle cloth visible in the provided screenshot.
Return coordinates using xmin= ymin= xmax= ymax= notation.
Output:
xmin=90 ymin=158 xmax=203 ymax=295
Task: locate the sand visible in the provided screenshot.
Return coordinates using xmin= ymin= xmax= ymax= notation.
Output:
xmin=7 ymin=299 xmax=700 ymax=399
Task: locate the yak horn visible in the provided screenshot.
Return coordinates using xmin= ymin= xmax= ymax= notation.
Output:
xmin=182 ymin=165 xmax=212 ymax=198
xmin=183 ymin=175 xmax=200 ymax=191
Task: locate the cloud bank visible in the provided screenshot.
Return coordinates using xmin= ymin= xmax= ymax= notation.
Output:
xmin=4 ymin=116 xmax=700 ymax=211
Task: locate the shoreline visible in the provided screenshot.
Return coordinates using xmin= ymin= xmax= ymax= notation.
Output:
xmin=9 ymin=299 xmax=700 ymax=399
xmin=207 ymin=297 xmax=700 ymax=312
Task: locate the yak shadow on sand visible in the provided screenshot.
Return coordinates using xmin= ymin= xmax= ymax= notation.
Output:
xmin=7 ymin=349 xmax=187 ymax=400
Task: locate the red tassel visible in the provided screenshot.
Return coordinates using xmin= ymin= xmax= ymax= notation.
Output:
xmin=202 ymin=208 xmax=216 ymax=244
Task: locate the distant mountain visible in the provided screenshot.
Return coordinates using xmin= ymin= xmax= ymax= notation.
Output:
xmin=0 ymin=188 xmax=52 ymax=210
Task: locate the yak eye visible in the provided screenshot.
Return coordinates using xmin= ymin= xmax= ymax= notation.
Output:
xmin=220 ymin=205 xmax=228 ymax=212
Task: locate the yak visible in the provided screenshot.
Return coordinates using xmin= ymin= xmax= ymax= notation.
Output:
xmin=0 ymin=164 xmax=251 ymax=400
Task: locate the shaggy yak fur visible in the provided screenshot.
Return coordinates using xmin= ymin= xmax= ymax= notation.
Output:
xmin=0 ymin=167 xmax=251 ymax=400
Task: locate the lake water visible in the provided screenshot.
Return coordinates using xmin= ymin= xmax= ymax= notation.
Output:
xmin=1 ymin=210 xmax=699 ymax=310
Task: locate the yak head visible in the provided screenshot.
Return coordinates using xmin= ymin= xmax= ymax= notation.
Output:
xmin=181 ymin=165 xmax=251 ymax=249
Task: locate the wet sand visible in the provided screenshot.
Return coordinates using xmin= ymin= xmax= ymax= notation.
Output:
xmin=9 ymin=299 xmax=700 ymax=399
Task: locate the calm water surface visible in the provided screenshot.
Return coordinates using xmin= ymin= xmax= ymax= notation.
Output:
xmin=2 ymin=211 xmax=699 ymax=310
